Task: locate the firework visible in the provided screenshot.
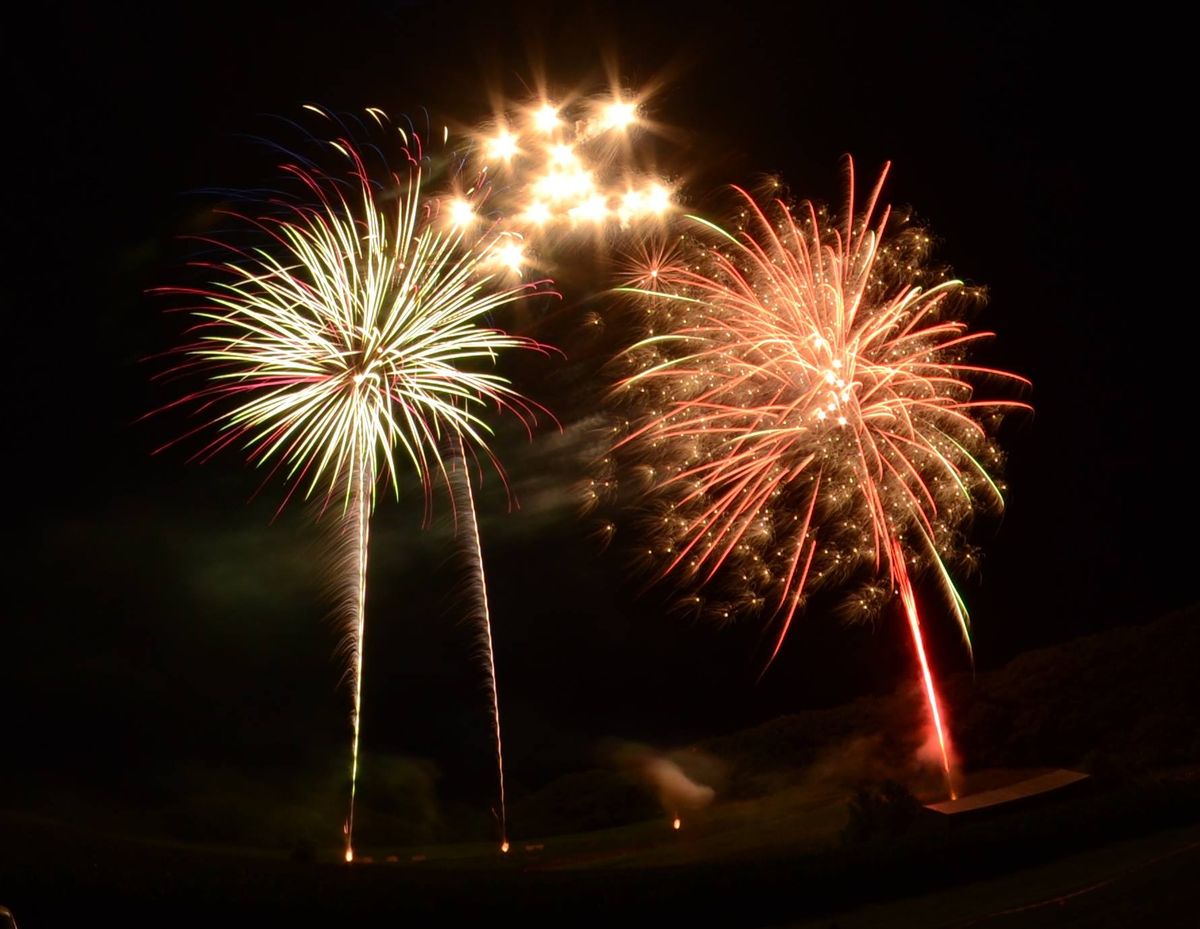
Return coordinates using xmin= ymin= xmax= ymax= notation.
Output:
xmin=467 ymin=91 xmax=674 ymax=240
xmin=604 ymin=162 xmax=1030 ymax=791
xmin=155 ymin=112 xmax=551 ymax=858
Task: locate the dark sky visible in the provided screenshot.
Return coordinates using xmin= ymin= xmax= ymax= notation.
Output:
xmin=3 ymin=2 xmax=1187 ymax=842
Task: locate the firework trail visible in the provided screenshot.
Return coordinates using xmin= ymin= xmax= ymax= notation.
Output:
xmin=602 ymin=162 xmax=1030 ymax=793
xmin=445 ymin=437 xmax=509 ymax=850
xmin=154 ymin=111 xmax=551 ymax=859
xmin=424 ymin=88 xmax=670 ymax=842
xmin=333 ymin=451 xmax=372 ymax=858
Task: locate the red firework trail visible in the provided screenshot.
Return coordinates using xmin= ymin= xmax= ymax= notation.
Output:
xmin=893 ymin=539 xmax=954 ymax=793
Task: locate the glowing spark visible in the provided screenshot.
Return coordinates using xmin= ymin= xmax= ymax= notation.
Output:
xmin=619 ymin=184 xmax=672 ymax=225
xmin=607 ymin=161 xmax=1030 ymax=796
xmin=602 ymin=98 xmax=638 ymax=131
xmin=449 ymin=197 xmax=476 ymax=227
xmin=491 ymin=238 xmax=526 ymax=275
xmin=570 ymin=194 xmax=608 ymax=224
xmin=522 ymin=201 xmax=552 ymax=226
xmin=672 ymin=816 xmax=682 ymax=830
xmin=486 ymin=128 xmax=519 ymax=161
xmin=643 ymin=182 xmax=671 ymax=215
xmin=535 ymin=168 xmax=594 ymax=202
xmin=548 ymin=143 xmax=578 ymax=167
xmin=532 ymin=103 xmax=560 ymax=133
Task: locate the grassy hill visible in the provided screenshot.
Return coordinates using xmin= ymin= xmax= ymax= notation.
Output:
xmin=3 ymin=605 xmax=1198 ymax=927
xmin=512 ymin=603 xmax=1200 ymax=833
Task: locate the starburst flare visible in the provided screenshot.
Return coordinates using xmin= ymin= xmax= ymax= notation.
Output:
xmin=471 ymin=91 xmax=673 ymax=236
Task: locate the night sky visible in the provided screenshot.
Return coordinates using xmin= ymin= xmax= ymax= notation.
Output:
xmin=4 ymin=2 xmax=1187 ymax=843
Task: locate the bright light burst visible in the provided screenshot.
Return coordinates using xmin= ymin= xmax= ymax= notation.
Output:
xmin=157 ymin=113 xmax=551 ymax=858
xmin=471 ymin=91 xmax=671 ymax=234
xmin=603 ymin=162 xmax=1030 ymax=786
xmin=601 ymin=98 xmax=639 ymax=131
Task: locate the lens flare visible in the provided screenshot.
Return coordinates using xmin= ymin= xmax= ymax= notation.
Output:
xmin=570 ymin=194 xmax=609 ymax=225
xmin=469 ymin=90 xmax=672 ymax=240
xmin=605 ymin=162 xmax=1030 ymax=792
xmin=486 ymin=128 xmax=519 ymax=162
xmin=601 ymin=98 xmax=638 ymax=131
xmin=448 ymin=197 xmax=477 ymax=227
xmin=532 ymin=102 xmax=560 ymax=134
xmin=490 ymin=237 xmax=527 ymax=276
